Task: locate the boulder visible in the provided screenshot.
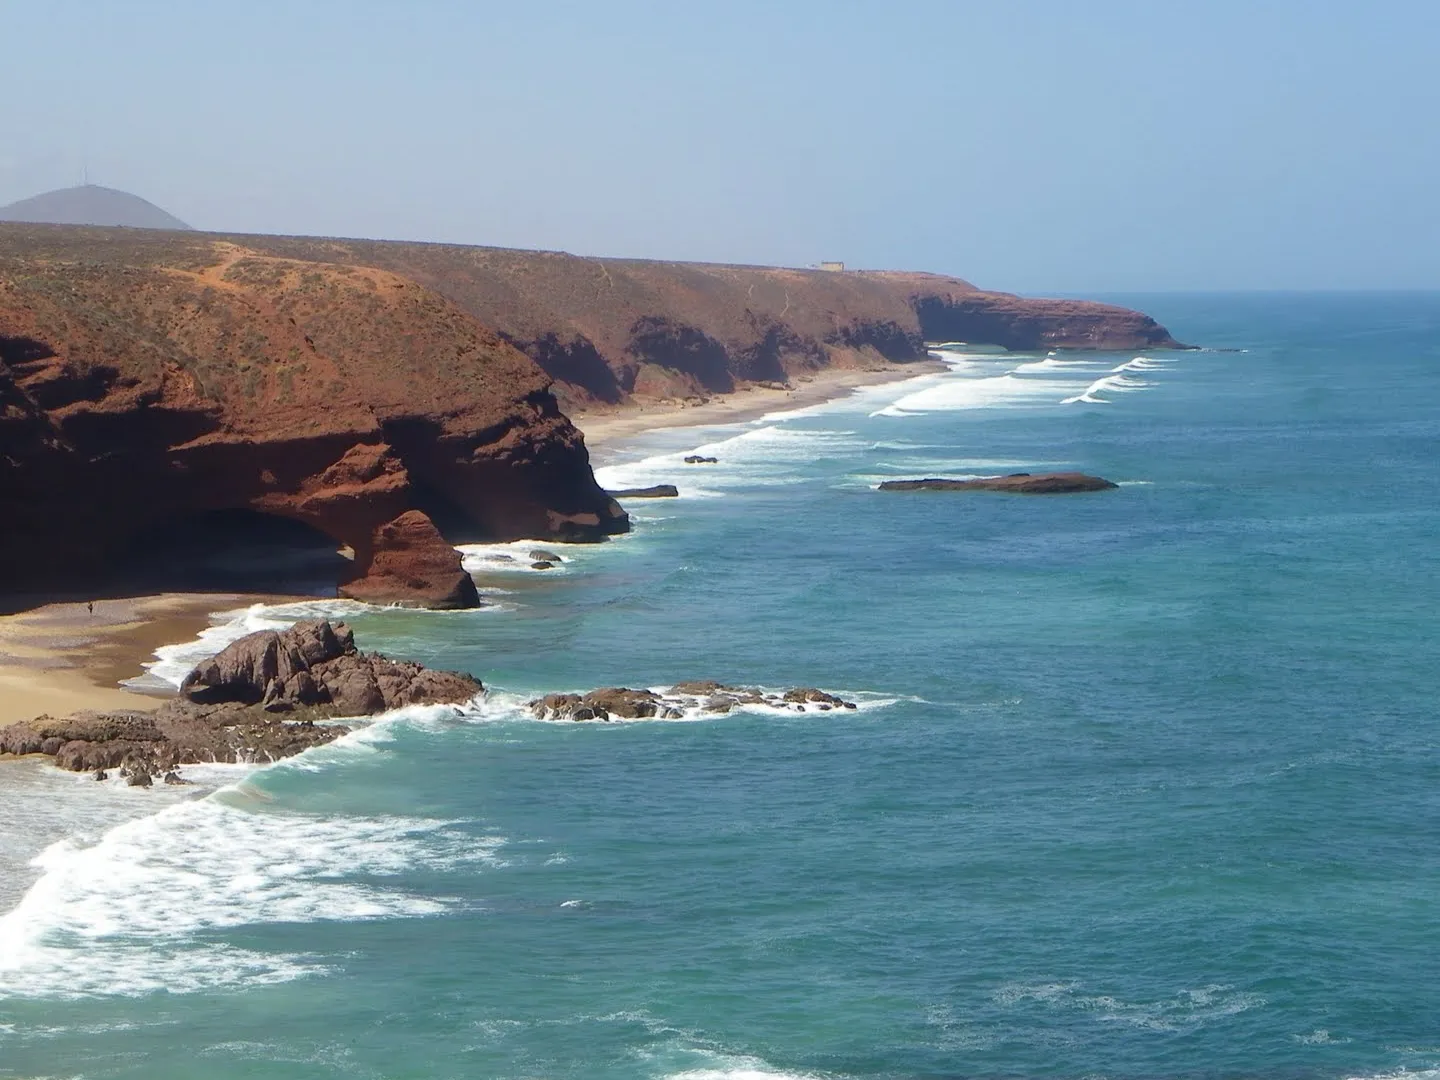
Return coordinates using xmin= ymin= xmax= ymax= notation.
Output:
xmin=180 ymin=619 xmax=482 ymax=717
xmin=339 ymin=511 xmax=482 ymax=610
xmin=878 ymin=472 xmax=1118 ymax=494
xmin=683 ymin=455 xmax=719 ymax=464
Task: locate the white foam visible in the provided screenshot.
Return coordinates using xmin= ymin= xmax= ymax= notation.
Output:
xmin=594 ymin=426 xmax=868 ymax=498
xmin=875 ymin=372 xmax=1082 ymax=417
xmin=1060 ymin=372 xmax=1151 ymax=405
xmin=992 ymin=980 xmax=1264 ymax=1032
xmin=1111 ymin=355 xmax=1173 ymax=373
xmin=663 ymin=1056 xmax=821 ymax=1080
xmin=1013 ymin=356 xmax=1104 ymax=373
xmin=458 ymin=540 xmax=568 ymax=574
xmin=0 ymin=746 xmax=503 ymax=999
xmin=1294 ymin=1029 xmax=1352 ymax=1045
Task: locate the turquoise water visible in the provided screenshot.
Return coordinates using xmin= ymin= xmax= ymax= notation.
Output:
xmin=3 ymin=293 xmax=1440 ymax=1079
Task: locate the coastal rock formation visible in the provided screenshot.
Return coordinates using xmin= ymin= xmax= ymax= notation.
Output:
xmin=0 ymin=620 xmax=482 ymax=780
xmin=338 ymin=511 xmax=480 ymax=609
xmin=879 ymin=472 xmax=1119 ymax=494
xmin=0 ymin=228 xmax=628 ymax=605
xmin=607 ymin=485 xmax=679 ymax=498
xmin=684 ymin=455 xmax=719 ymax=464
xmin=181 ymin=619 xmax=482 ymax=713
xmin=529 ymin=683 xmax=858 ymax=721
xmin=146 ymin=233 xmax=1188 ymax=410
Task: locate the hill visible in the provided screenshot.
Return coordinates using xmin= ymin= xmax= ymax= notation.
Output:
xmin=0 ymin=185 xmax=193 ymax=230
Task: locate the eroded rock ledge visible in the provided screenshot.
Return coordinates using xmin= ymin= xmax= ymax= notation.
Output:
xmin=0 ymin=620 xmax=481 ymax=784
xmin=529 ymin=682 xmax=857 ymax=721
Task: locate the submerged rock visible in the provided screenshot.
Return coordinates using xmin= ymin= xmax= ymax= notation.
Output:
xmin=3 ymin=620 xmax=483 ymax=781
xmin=683 ymin=455 xmax=719 ymax=464
xmin=528 ymin=682 xmax=857 ymax=722
xmin=878 ymin=472 xmax=1117 ymax=494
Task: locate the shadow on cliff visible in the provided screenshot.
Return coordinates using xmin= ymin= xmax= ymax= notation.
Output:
xmin=112 ymin=510 xmax=354 ymax=596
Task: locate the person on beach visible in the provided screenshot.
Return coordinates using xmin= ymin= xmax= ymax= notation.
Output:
xmin=87 ymin=601 xmax=94 ymax=617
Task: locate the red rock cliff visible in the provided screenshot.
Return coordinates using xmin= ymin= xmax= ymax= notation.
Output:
xmin=0 ymin=228 xmax=628 ymax=607
xmin=230 ymin=237 xmax=1186 ymax=408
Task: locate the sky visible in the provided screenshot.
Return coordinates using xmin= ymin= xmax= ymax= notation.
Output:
xmin=1 ymin=0 xmax=1436 ymax=292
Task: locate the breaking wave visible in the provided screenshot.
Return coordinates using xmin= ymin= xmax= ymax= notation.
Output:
xmin=0 ymin=703 xmax=504 ymax=1000
xmin=1060 ymin=373 xmax=1151 ymax=405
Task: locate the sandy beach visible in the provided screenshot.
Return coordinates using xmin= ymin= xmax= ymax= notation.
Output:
xmin=571 ymin=360 xmax=944 ymax=457
xmin=0 ymin=594 xmax=287 ymax=729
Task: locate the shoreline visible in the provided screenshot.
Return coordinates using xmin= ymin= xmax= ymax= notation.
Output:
xmin=0 ymin=593 xmax=299 ymax=731
xmin=572 ymin=359 xmax=945 ymax=458
xmin=0 ymin=361 xmax=947 ymax=731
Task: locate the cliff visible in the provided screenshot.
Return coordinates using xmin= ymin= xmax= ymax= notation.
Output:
xmin=0 ymin=222 xmax=1182 ymax=607
xmin=232 ymin=238 xmax=1185 ymax=408
xmin=0 ymin=226 xmax=627 ymax=607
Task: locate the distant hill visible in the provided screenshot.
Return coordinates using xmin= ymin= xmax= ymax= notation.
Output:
xmin=0 ymin=185 xmax=192 ymax=230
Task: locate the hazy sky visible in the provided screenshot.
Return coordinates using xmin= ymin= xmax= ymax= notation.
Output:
xmin=2 ymin=1 xmax=1436 ymax=291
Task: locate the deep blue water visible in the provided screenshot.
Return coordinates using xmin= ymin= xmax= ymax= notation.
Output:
xmin=3 ymin=293 xmax=1439 ymax=1079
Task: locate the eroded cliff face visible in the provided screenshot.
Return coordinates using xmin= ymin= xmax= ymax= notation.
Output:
xmin=229 ymin=238 xmax=1187 ymax=408
xmin=0 ymin=223 xmax=1184 ymax=607
xmin=0 ymin=232 xmax=627 ymax=606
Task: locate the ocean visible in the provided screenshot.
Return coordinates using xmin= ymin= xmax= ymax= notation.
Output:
xmin=2 ymin=292 xmax=1439 ymax=1079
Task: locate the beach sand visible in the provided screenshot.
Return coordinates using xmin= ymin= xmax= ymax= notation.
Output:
xmin=572 ymin=361 xmax=944 ymax=457
xmin=0 ymin=594 xmax=286 ymax=728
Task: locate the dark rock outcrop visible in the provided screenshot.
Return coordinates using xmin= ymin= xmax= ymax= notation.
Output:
xmin=1 ymin=620 xmax=482 ymax=776
xmin=879 ymin=472 xmax=1118 ymax=494
xmin=181 ymin=618 xmax=482 ymax=714
xmin=528 ymin=683 xmax=858 ymax=722
xmin=684 ymin=455 xmax=719 ymax=465
xmin=607 ymin=485 xmax=680 ymax=499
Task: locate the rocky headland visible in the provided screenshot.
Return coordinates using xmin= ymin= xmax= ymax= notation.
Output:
xmin=879 ymin=472 xmax=1119 ymax=494
xmin=0 ymin=619 xmax=480 ymax=784
xmin=0 ymin=222 xmax=1181 ymax=608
